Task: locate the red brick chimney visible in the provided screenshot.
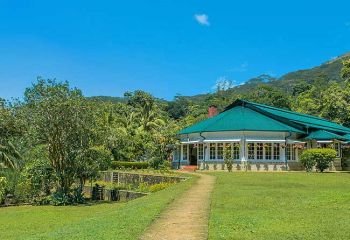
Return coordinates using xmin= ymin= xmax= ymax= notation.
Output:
xmin=208 ymin=105 xmax=218 ymax=118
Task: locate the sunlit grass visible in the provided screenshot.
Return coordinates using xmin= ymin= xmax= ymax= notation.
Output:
xmin=208 ymin=172 xmax=350 ymax=240
xmin=0 ymin=175 xmax=196 ymax=240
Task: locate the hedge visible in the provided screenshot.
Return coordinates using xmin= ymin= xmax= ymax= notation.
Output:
xmin=111 ymin=161 xmax=149 ymax=169
xmin=300 ymin=148 xmax=337 ymax=172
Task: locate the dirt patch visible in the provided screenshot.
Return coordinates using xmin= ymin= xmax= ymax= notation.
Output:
xmin=140 ymin=173 xmax=216 ymax=240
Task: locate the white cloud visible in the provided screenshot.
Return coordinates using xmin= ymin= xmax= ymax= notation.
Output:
xmin=194 ymin=14 xmax=210 ymax=26
xmin=227 ymin=62 xmax=249 ymax=72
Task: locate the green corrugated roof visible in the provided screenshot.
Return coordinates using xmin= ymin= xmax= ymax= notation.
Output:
xmin=178 ymin=106 xmax=304 ymax=135
xmin=178 ymin=99 xmax=350 ymax=136
xmin=342 ymin=134 xmax=350 ymax=141
xmin=304 ymin=130 xmax=347 ymax=140
xmin=239 ymin=100 xmax=350 ymax=134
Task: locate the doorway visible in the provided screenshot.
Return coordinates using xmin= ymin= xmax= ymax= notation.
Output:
xmin=189 ymin=144 xmax=198 ymax=165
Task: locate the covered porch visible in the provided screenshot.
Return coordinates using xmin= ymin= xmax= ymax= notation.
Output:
xmin=173 ymin=131 xmax=344 ymax=171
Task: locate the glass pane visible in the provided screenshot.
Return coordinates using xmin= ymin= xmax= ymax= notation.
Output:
xmin=217 ymin=143 xmax=224 ymax=160
xmin=257 ymin=143 xmax=263 ymax=159
xmin=198 ymin=144 xmax=204 ymax=160
xmin=248 ymin=143 xmax=255 ymax=160
xmin=210 ymin=143 xmax=216 ymax=160
xmin=233 ymin=143 xmax=240 ymax=160
xmin=265 ymin=143 xmax=272 ymax=160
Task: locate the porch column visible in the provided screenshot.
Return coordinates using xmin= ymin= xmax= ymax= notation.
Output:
xmin=241 ymin=137 xmax=246 ymax=162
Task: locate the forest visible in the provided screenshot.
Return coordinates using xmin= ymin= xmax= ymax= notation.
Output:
xmin=0 ymin=57 xmax=350 ymax=205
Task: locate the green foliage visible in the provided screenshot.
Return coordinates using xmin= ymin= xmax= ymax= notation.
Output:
xmin=341 ymin=58 xmax=350 ymax=83
xmin=0 ymin=100 xmax=23 ymax=170
xmin=111 ymin=161 xmax=149 ymax=169
xmin=0 ymin=141 xmax=21 ymax=170
xmin=25 ymin=78 xmax=97 ymax=198
xmin=149 ymin=158 xmax=171 ymax=170
xmin=166 ymin=95 xmax=191 ymax=119
xmin=244 ymin=85 xmax=291 ymax=109
xmin=300 ymin=148 xmax=337 ymax=172
xmin=223 ymin=145 xmax=233 ymax=172
xmin=75 ymin=146 xmax=112 ymax=188
xmin=0 ymin=177 xmax=7 ymax=204
xmin=20 ymin=145 xmax=53 ymax=201
xmin=300 ymin=151 xmax=316 ymax=172
xmin=148 ymin=182 xmax=173 ymax=192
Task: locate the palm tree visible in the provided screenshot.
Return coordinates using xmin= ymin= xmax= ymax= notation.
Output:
xmin=0 ymin=141 xmax=21 ymax=170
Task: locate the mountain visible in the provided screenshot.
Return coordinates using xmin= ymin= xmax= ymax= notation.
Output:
xmin=233 ymin=52 xmax=349 ymax=94
xmin=90 ymin=51 xmax=350 ymax=104
xmin=185 ymin=51 xmax=350 ymax=101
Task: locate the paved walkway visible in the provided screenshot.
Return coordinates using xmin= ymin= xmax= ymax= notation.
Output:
xmin=140 ymin=173 xmax=216 ymax=240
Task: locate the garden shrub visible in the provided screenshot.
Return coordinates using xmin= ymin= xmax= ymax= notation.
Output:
xmin=149 ymin=182 xmax=172 ymax=192
xmin=111 ymin=161 xmax=149 ymax=169
xmin=149 ymin=158 xmax=165 ymax=169
xmin=300 ymin=148 xmax=337 ymax=172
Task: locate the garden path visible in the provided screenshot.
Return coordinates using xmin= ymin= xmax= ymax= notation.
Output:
xmin=140 ymin=172 xmax=216 ymax=240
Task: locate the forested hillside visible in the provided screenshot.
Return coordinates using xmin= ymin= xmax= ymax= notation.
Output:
xmin=93 ymin=52 xmax=350 ymax=117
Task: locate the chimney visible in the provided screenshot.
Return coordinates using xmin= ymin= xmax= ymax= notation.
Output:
xmin=208 ymin=105 xmax=218 ymax=118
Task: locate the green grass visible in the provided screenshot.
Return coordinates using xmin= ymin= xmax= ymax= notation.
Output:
xmin=208 ymin=172 xmax=350 ymax=240
xmin=0 ymin=175 xmax=196 ymax=240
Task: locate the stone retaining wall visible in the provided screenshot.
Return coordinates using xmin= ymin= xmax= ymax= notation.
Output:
xmin=83 ymin=186 xmax=148 ymax=201
xmin=100 ymin=171 xmax=186 ymax=187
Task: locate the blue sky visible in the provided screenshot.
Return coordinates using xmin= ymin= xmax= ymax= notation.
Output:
xmin=1 ymin=0 xmax=350 ymax=100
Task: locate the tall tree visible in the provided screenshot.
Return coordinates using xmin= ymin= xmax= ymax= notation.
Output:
xmin=25 ymin=78 xmax=96 ymax=196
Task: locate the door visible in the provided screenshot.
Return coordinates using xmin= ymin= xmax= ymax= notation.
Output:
xmin=189 ymin=144 xmax=198 ymax=165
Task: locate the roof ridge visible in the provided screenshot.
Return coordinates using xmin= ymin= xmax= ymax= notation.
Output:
xmin=241 ymin=99 xmax=343 ymax=125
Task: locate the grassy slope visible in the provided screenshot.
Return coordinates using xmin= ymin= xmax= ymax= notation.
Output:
xmin=0 ymin=175 xmax=197 ymax=240
xmin=208 ymin=172 xmax=350 ymax=240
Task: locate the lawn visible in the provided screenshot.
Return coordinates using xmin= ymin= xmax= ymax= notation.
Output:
xmin=208 ymin=172 xmax=350 ymax=240
xmin=0 ymin=175 xmax=196 ymax=240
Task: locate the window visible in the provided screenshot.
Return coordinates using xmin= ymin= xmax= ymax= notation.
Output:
xmin=291 ymin=145 xmax=296 ymax=160
xmin=198 ymin=144 xmax=204 ymax=160
xmin=248 ymin=143 xmax=255 ymax=160
xmin=265 ymin=143 xmax=272 ymax=160
xmin=286 ymin=144 xmax=291 ymax=161
xmin=217 ymin=143 xmax=224 ymax=160
xmin=182 ymin=145 xmax=188 ymax=160
xmin=273 ymin=143 xmax=280 ymax=160
xmin=210 ymin=143 xmax=216 ymax=160
xmin=257 ymin=143 xmax=263 ymax=160
xmin=286 ymin=144 xmax=296 ymax=161
xmin=233 ymin=143 xmax=240 ymax=160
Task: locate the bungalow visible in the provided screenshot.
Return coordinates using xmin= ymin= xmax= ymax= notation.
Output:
xmin=173 ymin=99 xmax=350 ymax=171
